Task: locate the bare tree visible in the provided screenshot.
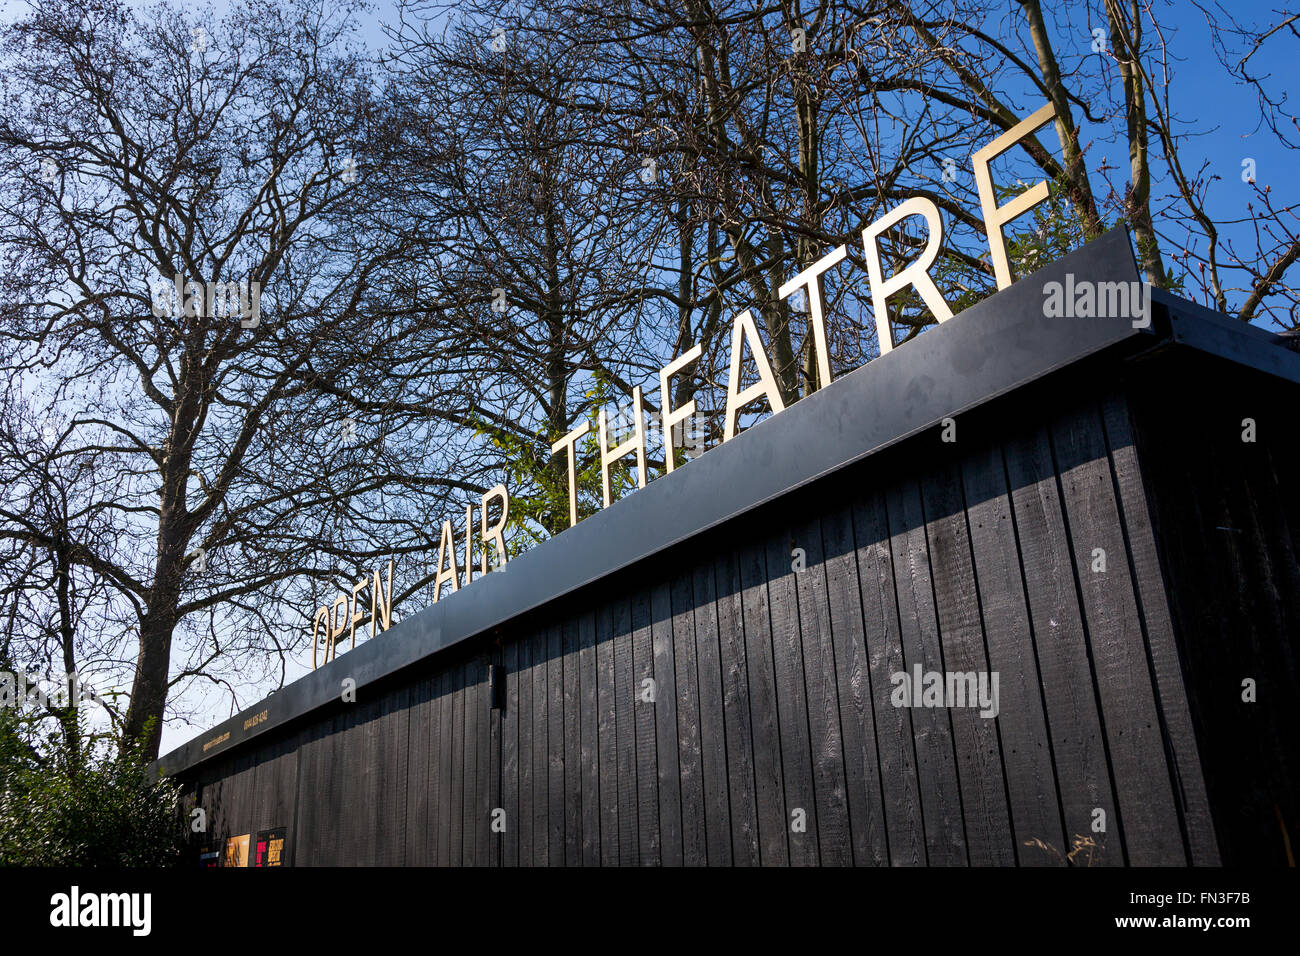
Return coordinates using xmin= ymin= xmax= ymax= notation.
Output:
xmin=0 ymin=0 xmax=481 ymax=758
xmin=388 ymin=1 xmax=692 ymax=536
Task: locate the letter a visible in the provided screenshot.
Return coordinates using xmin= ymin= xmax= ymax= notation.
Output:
xmin=722 ymin=309 xmax=786 ymax=442
xmin=434 ymin=520 xmax=459 ymax=601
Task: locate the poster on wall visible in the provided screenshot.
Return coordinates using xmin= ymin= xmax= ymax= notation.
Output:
xmin=199 ymin=845 xmax=221 ymax=868
xmin=223 ymin=834 xmax=250 ymax=868
xmin=253 ymin=828 xmax=286 ymax=867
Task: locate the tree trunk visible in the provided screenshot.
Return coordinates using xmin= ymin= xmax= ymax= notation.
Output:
xmin=1107 ymin=0 xmax=1168 ymax=287
xmin=123 ymin=607 xmax=177 ymax=761
xmin=1020 ymin=0 xmax=1103 ymax=239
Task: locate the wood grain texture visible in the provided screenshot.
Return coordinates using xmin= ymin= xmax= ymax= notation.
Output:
xmin=790 ymin=513 xmax=853 ymax=866
xmin=437 ymin=667 xmax=456 ymax=866
xmin=448 ymin=662 xmax=466 ymax=866
xmin=1003 ymin=424 xmax=1119 ymax=867
xmin=1099 ymin=394 xmax=1218 ymax=865
xmin=515 ymin=630 xmax=534 ymax=866
xmin=714 ymin=549 xmax=761 ymax=865
xmin=887 ymin=479 xmax=967 ymax=865
xmin=595 ymin=601 xmax=620 ymax=866
xmin=178 ymin=384 xmax=1253 ymax=868
xmin=612 ymin=594 xmax=639 ymax=865
xmin=821 ymin=499 xmax=889 ymax=865
xmin=1051 ymin=402 xmax=1183 ymax=864
xmin=921 ymin=462 xmax=1014 ymax=865
xmin=736 ymin=537 xmax=788 ymax=865
xmin=959 ymin=444 xmax=1064 ymax=865
xmin=532 ymin=628 xmax=550 ymax=867
xmin=851 ymin=489 xmax=926 ymax=865
xmin=462 ymin=658 xmax=481 ymax=866
xmin=691 ymin=557 xmax=734 ymax=865
xmin=650 ymin=579 xmax=684 ymax=865
xmin=764 ymin=527 xmax=819 ymax=866
xmin=404 ymin=676 xmax=436 ymax=865
xmin=670 ymin=570 xmax=707 ymax=866
xmin=547 ymin=622 xmax=565 ymax=864
xmin=631 ymin=588 xmax=660 ymax=864
xmin=502 ymin=641 xmax=520 ymax=867
xmin=562 ymin=620 xmax=582 ymax=866
xmin=579 ymin=610 xmax=601 ymax=865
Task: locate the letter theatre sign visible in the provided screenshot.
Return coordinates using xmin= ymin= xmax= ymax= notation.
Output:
xmin=312 ymin=100 xmax=1090 ymax=669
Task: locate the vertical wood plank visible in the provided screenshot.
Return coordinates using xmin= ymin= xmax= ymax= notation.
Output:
xmin=333 ymin=704 xmax=366 ymax=865
xmin=1100 ymin=394 xmax=1220 ymax=865
xmin=596 ymin=600 xmax=620 ymax=866
xmin=1003 ymin=424 xmax=1119 ymax=866
xmin=382 ymin=686 xmax=411 ymax=865
xmin=547 ymin=621 xmax=566 ymax=864
xmin=765 ymin=528 xmax=819 ymax=865
xmin=449 ymin=662 xmax=466 ymax=866
xmin=463 ymin=656 xmax=481 ymax=866
xmin=517 ymin=631 xmax=534 ymax=866
xmin=670 ymin=570 xmax=707 ymax=865
xmin=337 ymin=705 xmax=368 ymax=865
xmin=631 ymin=588 xmax=660 ymax=864
xmin=714 ymin=549 xmax=761 ymax=865
xmin=436 ymin=667 xmax=455 ymax=867
xmin=887 ymin=479 xmax=967 ymax=865
xmin=1051 ymin=403 xmax=1182 ymax=864
xmin=478 ymin=657 xmax=494 ymax=866
xmin=737 ymin=538 xmax=789 ymax=865
xmin=248 ymin=736 xmax=297 ymax=855
xmin=403 ymin=676 xmax=433 ymax=865
xmin=613 ymin=595 xmax=640 ymax=865
xmin=921 ymin=462 xmax=1015 ymax=865
xmin=650 ymin=579 xmax=684 ymax=865
xmin=579 ymin=610 xmax=601 ymax=865
xmin=563 ymin=617 xmax=583 ymax=865
xmin=960 ymin=443 xmax=1066 ymax=865
xmin=288 ymin=719 xmax=324 ymax=866
xmin=790 ymin=512 xmax=853 ymax=866
xmin=503 ymin=640 xmax=520 ymax=867
xmin=691 ymin=557 xmax=734 ymax=865
xmin=852 ymin=490 xmax=926 ymax=864
xmin=821 ymin=499 xmax=890 ymax=865
xmin=532 ymin=628 xmax=550 ymax=867
xmin=488 ymin=649 xmax=503 ymax=867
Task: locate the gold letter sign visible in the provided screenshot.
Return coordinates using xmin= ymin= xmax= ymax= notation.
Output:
xmin=312 ymin=559 xmax=395 ymax=669
xmin=972 ymin=101 xmax=1058 ymax=290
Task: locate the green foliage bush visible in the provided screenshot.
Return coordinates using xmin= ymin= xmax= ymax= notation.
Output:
xmin=0 ymin=709 xmax=186 ymax=866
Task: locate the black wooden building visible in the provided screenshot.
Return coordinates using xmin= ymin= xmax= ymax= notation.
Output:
xmin=156 ymin=228 xmax=1300 ymax=866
